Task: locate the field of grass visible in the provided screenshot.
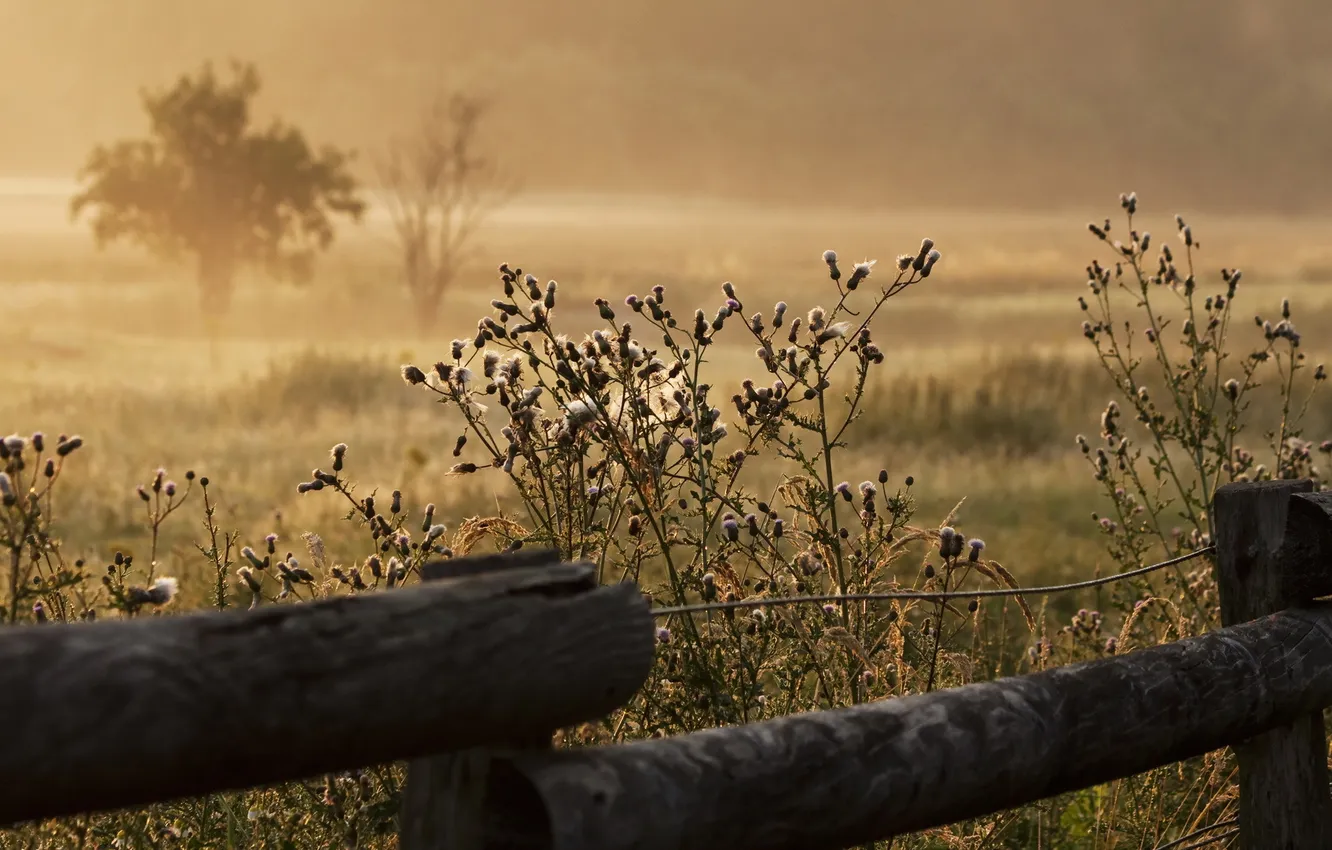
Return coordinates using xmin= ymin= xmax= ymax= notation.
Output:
xmin=6 ymin=199 xmax=1331 ymax=588
xmin=4 ymin=195 xmax=1331 ymax=847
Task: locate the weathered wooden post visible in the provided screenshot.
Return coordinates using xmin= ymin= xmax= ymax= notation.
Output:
xmin=398 ymin=550 xmax=654 ymax=849
xmin=1213 ymin=479 xmax=1332 ymax=849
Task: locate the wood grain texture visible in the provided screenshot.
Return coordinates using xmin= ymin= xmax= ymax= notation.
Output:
xmin=494 ymin=604 xmax=1332 ymax=850
xmin=0 ymin=558 xmax=654 ymax=827
xmin=1213 ymin=480 xmax=1332 ymax=849
xmin=401 ymin=551 xmax=563 ymax=850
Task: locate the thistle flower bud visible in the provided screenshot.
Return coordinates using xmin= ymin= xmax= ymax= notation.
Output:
xmin=238 ymin=567 xmax=263 ymax=593
xmin=721 ymin=516 xmax=740 ymax=542
xmin=143 ymin=577 xmax=178 ymax=606
xmin=920 ymin=249 xmax=942 ymax=278
xmin=400 ymin=364 xmax=427 ymax=386
xmin=847 ymin=260 xmax=875 ymax=290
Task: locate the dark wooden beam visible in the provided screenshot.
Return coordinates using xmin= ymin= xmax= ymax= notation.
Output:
xmin=0 ymin=556 xmax=654 ymax=827
xmin=493 ymin=603 xmax=1332 ymax=850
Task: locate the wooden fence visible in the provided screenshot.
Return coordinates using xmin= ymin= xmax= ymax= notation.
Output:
xmin=3 ymin=479 xmax=1332 ymax=849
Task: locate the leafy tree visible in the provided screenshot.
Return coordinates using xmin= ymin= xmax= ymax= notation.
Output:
xmin=71 ymin=61 xmax=365 ymax=317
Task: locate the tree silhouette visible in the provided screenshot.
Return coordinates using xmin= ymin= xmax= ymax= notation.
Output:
xmin=71 ymin=61 xmax=365 ymax=317
xmin=376 ymin=92 xmax=512 ymax=332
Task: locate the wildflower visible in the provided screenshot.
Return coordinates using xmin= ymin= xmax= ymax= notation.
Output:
xmin=656 ymin=626 xmax=671 ymax=644
xmin=823 ymin=249 xmax=838 ymax=265
xmin=1224 ymin=379 xmax=1240 ymax=401
xmin=237 ymin=567 xmax=263 ymax=593
xmin=846 ymin=259 xmax=875 ymax=290
xmin=912 ymin=238 xmax=935 ymax=272
xmin=815 ymin=322 xmax=851 ymax=344
xmin=807 ymin=307 xmax=826 ymax=333
xmin=0 ymin=472 xmax=13 ymax=505
xmin=400 ymin=364 xmax=427 ymax=386
xmin=921 ymin=249 xmax=942 ymax=277
xmin=968 ymin=539 xmax=985 ymax=562
xmin=56 ymin=435 xmax=84 ymax=457
xmin=835 ymin=481 xmax=852 ymax=501
xmin=144 ymin=577 xmax=178 ymax=606
xmin=564 ymin=397 xmax=599 ymax=427
xmin=721 ymin=516 xmax=740 ymax=542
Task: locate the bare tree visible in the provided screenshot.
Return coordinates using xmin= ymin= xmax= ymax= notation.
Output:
xmin=377 ymin=93 xmax=510 ymax=332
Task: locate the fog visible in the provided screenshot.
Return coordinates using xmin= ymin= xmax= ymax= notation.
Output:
xmin=2 ymin=0 xmax=1330 ymax=213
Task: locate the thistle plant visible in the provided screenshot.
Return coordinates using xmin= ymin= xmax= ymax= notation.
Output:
xmin=385 ymin=240 xmax=1038 ymax=746
xmin=0 ymin=432 xmax=88 ymax=624
xmin=1077 ymin=192 xmax=1326 ymax=633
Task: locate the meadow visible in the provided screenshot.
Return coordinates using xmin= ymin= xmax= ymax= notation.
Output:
xmin=6 ymin=197 xmax=1332 ymax=590
xmin=4 ymin=192 xmax=1332 ymax=847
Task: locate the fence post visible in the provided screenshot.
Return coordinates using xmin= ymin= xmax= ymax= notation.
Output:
xmin=398 ymin=549 xmax=609 ymax=850
xmin=1213 ymin=479 xmax=1332 ymax=849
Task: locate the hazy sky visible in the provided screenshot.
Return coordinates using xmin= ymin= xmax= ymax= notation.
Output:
xmin=1 ymin=0 xmax=1329 ymax=212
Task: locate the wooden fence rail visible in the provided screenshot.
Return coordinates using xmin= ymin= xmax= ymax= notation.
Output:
xmin=2 ymin=479 xmax=1331 ymax=850
xmin=0 ymin=554 xmax=654 ymax=826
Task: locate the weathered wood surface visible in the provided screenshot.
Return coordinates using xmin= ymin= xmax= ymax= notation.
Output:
xmin=1213 ymin=480 xmax=1332 ymax=849
xmin=0 ymin=555 xmax=654 ymax=827
xmin=400 ymin=549 xmax=560 ymax=850
xmin=487 ymin=603 xmax=1332 ymax=850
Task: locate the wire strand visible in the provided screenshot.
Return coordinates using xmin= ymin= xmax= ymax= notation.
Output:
xmin=1151 ymin=819 xmax=1238 ymax=850
xmin=652 ymin=545 xmax=1215 ymax=618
